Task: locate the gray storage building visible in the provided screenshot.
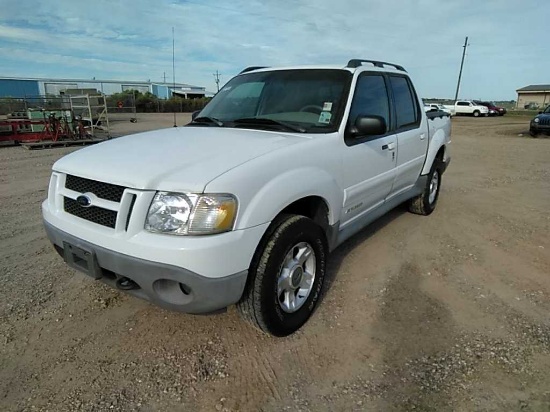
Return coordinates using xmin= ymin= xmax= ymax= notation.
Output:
xmin=516 ymin=84 xmax=550 ymax=109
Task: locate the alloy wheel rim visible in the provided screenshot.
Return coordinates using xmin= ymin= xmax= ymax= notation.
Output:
xmin=429 ymin=171 xmax=439 ymax=204
xmin=277 ymin=242 xmax=316 ymax=313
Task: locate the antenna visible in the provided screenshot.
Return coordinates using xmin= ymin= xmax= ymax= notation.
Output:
xmin=172 ymin=27 xmax=177 ymax=127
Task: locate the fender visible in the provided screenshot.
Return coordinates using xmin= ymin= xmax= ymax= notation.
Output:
xmin=421 ymin=126 xmax=449 ymax=175
xmin=236 ymin=167 xmax=343 ymax=230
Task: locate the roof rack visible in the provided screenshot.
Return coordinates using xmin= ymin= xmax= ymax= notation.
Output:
xmin=239 ymin=66 xmax=268 ymax=74
xmin=346 ymin=59 xmax=406 ymax=72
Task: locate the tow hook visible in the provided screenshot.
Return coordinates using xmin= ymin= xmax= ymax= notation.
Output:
xmin=116 ymin=277 xmax=140 ymax=290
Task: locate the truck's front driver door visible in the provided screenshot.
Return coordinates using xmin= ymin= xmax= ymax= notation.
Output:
xmin=340 ymin=73 xmax=397 ymax=229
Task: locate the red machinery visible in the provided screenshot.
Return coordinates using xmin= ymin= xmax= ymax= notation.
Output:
xmin=0 ymin=112 xmax=87 ymax=145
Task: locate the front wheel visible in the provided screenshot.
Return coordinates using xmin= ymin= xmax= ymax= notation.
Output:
xmin=237 ymin=215 xmax=327 ymax=336
xmin=473 ymin=110 xmax=480 ymax=117
xmin=408 ymin=162 xmax=441 ymax=216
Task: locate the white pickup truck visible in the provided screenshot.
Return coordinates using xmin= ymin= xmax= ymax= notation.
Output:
xmin=446 ymin=100 xmax=489 ymax=117
xmin=43 ymin=59 xmax=451 ymax=336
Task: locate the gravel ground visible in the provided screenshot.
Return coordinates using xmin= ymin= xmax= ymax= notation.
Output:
xmin=1 ymin=114 xmax=549 ymax=411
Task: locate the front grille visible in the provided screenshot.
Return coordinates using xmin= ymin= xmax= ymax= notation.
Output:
xmin=538 ymin=117 xmax=550 ymax=126
xmin=64 ymin=197 xmax=117 ymax=228
xmin=65 ymin=174 xmax=125 ymax=202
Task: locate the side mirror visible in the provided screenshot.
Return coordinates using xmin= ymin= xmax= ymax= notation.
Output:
xmin=349 ymin=115 xmax=387 ymax=137
xmin=191 ymin=110 xmax=201 ymax=120
xmin=538 ymin=111 xmax=543 ymax=114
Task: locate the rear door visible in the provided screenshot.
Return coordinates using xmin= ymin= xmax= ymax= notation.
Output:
xmin=387 ymin=75 xmax=428 ymax=197
xmin=456 ymin=101 xmax=471 ymax=114
xmin=340 ymin=73 xmax=397 ymax=227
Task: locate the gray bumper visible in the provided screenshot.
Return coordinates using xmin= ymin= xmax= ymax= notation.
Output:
xmin=530 ymin=125 xmax=550 ymax=134
xmin=44 ymin=220 xmax=248 ymax=314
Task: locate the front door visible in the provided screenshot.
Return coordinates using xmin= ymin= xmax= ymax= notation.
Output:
xmin=340 ymin=73 xmax=397 ymax=228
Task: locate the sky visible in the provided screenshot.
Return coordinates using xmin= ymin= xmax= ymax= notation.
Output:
xmin=0 ymin=0 xmax=548 ymax=100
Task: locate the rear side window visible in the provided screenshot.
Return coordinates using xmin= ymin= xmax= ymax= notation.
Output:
xmin=348 ymin=74 xmax=390 ymax=132
xmin=457 ymin=102 xmax=469 ymax=106
xmin=390 ymin=76 xmax=419 ymax=129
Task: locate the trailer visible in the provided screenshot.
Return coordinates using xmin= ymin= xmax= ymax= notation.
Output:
xmin=0 ymin=94 xmax=110 ymax=148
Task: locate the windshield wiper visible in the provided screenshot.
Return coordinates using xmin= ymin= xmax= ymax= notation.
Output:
xmin=231 ymin=118 xmax=306 ymax=133
xmin=189 ymin=116 xmax=224 ymax=127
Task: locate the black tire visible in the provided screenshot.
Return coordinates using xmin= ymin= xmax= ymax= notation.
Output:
xmin=237 ymin=215 xmax=327 ymax=337
xmin=473 ymin=110 xmax=480 ymax=117
xmin=529 ymin=130 xmax=538 ymax=138
xmin=408 ymin=161 xmax=442 ymax=216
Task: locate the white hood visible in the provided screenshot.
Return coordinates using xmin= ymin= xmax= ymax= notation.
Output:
xmin=53 ymin=126 xmax=306 ymax=192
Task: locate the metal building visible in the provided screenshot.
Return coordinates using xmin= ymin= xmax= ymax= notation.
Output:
xmin=516 ymin=84 xmax=550 ymax=109
xmin=0 ymin=77 xmax=206 ymax=99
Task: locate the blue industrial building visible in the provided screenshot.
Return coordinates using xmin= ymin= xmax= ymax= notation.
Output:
xmin=0 ymin=77 xmax=207 ymax=99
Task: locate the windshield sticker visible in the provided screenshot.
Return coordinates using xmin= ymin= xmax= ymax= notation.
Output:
xmin=322 ymin=102 xmax=333 ymax=111
xmin=318 ymin=111 xmax=332 ymax=124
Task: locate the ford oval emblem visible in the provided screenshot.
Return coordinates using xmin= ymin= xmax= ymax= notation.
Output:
xmin=76 ymin=194 xmax=92 ymax=208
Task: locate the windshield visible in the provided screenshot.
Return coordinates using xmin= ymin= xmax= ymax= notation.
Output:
xmin=196 ymin=69 xmax=352 ymax=133
xmin=545 ymin=106 xmax=550 ymax=114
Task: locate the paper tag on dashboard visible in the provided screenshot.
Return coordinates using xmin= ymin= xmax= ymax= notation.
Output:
xmin=323 ymin=102 xmax=333 ymax=111
xmin=318 ymin=111 xmax=332 ymax=124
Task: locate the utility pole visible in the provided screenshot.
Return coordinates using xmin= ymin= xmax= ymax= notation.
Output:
xmin=213 ymin=70 xmax=221 ymax=92
xmin=163 ymin=71 xmax=166 ymax=83
xmin=454 ymin=36 xmax=469 ymax=102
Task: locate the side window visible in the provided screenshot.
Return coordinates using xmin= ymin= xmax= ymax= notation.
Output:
xmin=348 ymin=74 xmax=390 ymax=134
xmin=457 ymin=102 xmax=468 ymax=106
xmin=390 ymin=76 xmax=419 ymax=129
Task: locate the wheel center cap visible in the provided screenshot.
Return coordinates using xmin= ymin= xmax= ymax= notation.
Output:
xmin=290 ymin=266 xmax=304 ymax=288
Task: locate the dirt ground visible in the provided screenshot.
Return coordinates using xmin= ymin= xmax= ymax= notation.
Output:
xmin=1 ymin=114 xmax=549 ymax=412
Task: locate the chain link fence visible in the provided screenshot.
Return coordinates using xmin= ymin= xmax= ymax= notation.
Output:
xmin=1 ymin=95 xmax=210 ymax=117
xmin=0 ymin=96 xmax=70 ymax=116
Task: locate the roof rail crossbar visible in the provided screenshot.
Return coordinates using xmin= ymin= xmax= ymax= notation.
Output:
xmin=239 ymin=66 xmax=268 ymax=74
xmin=346 ymin=59 xmax=406 ymax=72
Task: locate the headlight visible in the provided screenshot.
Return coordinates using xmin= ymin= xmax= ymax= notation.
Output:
xmin=145 ymin=192 xmax=237 ymax=235
xmin=534 ymin=118 xmax=540 ymax=123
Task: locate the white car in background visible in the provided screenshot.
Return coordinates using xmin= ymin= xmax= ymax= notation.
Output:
xmin=451 ymin=100 xmax=489 ymax=117
xmin=424 ymin=103 xmax=452 ymax=116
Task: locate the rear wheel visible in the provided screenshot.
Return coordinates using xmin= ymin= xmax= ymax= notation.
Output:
xmin=237 ymin=215 xmax=327 ymax=336
xmin=409 ymin=161 xmax=441 ymax=216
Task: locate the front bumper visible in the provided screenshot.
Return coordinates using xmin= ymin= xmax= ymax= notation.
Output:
xmin=530 ymin=124 xmax=550 ymax=135
xmin=44 ymin=220 xmax=249 ymax=314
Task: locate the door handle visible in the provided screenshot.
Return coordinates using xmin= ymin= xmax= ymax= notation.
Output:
xmin=420 ymin=134 xmax=426 ymax=140
xmin=382 ymin=142 xmax=396 ymax=151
